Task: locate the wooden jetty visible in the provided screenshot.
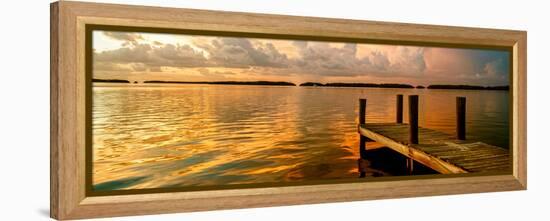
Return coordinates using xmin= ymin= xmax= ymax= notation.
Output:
xmin=357 ymin=95 xmax=510 ymax=175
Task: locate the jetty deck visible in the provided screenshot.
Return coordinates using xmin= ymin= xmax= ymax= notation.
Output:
xmin=357 ymin=95 xmax=510 ymax=175
xmin=359 ymin=123 xmax=510 ymax=174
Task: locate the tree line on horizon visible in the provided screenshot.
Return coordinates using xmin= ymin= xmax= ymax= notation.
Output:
xmin=92 ymin=78 xmax=509 ymax=90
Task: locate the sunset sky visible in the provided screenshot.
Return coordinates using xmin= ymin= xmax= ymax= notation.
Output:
xmin=93 ymin=31 xmax=510 ymax=86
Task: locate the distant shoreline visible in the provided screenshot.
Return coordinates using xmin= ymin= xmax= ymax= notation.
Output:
xmin=299 ymin=82 xmax=414 ymax=88
xmin=143 ymin=80 xmax=296 ymax=86
xmin=92 ymin=79 xmax=130 ymax=83
xmin=427 ymin=85 xmax=509 ymax=90
xmin=300 ymin=82 xmax=509 ymax=90
xmin=92 ymin=79 xmax=508 ymax=90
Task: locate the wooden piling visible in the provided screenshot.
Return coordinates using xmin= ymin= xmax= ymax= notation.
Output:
xmin=406 ymin=158 xmax=414 ymax=174
xmin=359 ymin=99 xmax=366 ymax=125
xmin=456 ymin=97 xmax=466 ymax=140
xmin=396 ymin=94 xmax=403 ymax=123
xmin=408 ymin=95 xmax=419 ymax=144
xmin=358 ymin=99 xmax=367 ymax=177
xmin=359 ymin=99 xmax=367 ymax=159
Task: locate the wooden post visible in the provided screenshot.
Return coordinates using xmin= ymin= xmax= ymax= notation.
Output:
xmin=406 ymin=158 xmax=414 ymax=174
xmin=359 ymin=99 xmax=367 ymax=159
xmin=359 ymin=99 xmax=366 ymax=126
xmin=408 ymin=95 xmax=419 ymax=144
xmin=358 ymin=99 xmax=367 ymax=178
xmin=396 ymin=94 xmax=403 ymax=123
xmin=456 ymin=97 xmax=466 ymax=140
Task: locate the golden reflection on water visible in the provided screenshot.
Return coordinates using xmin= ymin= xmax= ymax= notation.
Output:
xmin=92 ymin=83 xmax=508 ymax=191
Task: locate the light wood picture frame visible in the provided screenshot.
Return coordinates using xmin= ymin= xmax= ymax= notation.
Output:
xmin=50 ymin=1 xmax=527 ymax=220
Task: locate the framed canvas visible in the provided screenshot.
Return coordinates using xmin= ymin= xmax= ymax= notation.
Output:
xmin=50 ymin=1 xmax=527 ymax=220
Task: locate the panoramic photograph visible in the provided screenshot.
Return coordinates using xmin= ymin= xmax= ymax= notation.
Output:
xmin=91 ymin=30 xmax=511 ymax=192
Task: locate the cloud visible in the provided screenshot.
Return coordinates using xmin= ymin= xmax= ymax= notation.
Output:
xmin=470 ymin=58 xmax=508 ymax=85
xmin=481 ymin=59 xmax=501 ymax=77
xmin=423 ymin=48 xmax=509 ymax=85
xmin=471 ymin=50 xmax=509 ymax=78
xmin=103 ymin=32 xmax=144 ymax=45
xmin=94 ymin=37 xmax=291 ymax=75
xmin=94 ymin=43 xmax=209 ymax=70
xmin=95 ymin=44 xmax=153 ymax=63
xmin=195 ymin=37 xmax=290 ymax=68
xmin=291 ymin=42 xmax=362 ymax=76
xmin=130 ymin=63 xmax=148 ymax=72
xmin=93 ymin=31 xmax=509 ymax=86
xmin=368 ymin=51 xmax=391 ymax=71
xmin=290 ymin=42 xmax=426 ymax=78
xmin=153 ymin=44 xmax=209 ymax=67
xmin=93 ymin=62 xmax=133 ymax=72
xmin=390 ymin=47 xmax=426 ymax=74
xmin=93 ymin=38 xmax=429 ymax=80
xmin=197 ymin=68 xmax=236 ymax=80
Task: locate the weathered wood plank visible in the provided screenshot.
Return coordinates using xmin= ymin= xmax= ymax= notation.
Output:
xmin=443 ymin=153 xmax=509 ymax=162
xmin=460 ymin=159 xmax=511 ymax=168
xmin=467 ymin=164 xmax=511 ymax=172
xmin=433 ymin=148 xmax=507 ymax=158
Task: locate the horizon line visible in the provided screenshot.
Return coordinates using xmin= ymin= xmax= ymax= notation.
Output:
xmin=92 ymin=78 xmax=510 ymax=89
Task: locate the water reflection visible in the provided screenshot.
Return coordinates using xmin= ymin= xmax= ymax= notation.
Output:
xmin=93 ymin=84 xmax=509 ymax=190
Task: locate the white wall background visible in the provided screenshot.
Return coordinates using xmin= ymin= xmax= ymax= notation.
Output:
xmin=0 ymin=0 xmax=548 ymax=220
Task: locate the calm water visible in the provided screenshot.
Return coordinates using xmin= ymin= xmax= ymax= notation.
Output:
xmin=92 ymin=83 xmax=509 ymax=190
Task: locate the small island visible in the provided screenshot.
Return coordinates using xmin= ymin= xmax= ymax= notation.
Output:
xmin=299 ymin=82 xmax=414 ymax=89
xmin=427 ymin=85 xmax=509 ymax=90
xmin=144 ymin=80 xmax=296 ymax=86
xmin=92 ymin=79 xmax=130 ymax=83
xmin=299 ymin=82 xmax=325 ymax=87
